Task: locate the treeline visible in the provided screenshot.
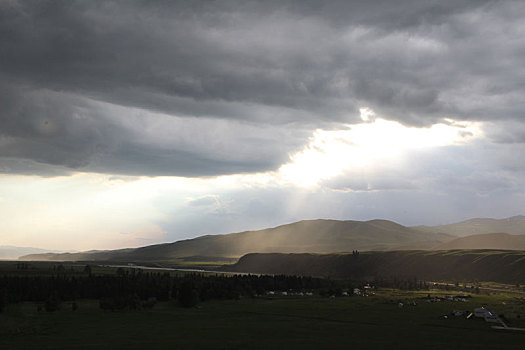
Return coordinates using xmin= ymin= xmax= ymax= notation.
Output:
xmin=372 ymin=277 xmax=483 ymax=293
xmin=0 ymin=267 xmax=356 ymax=311
xmin=1 ymin=265 xmax=477 ymax=313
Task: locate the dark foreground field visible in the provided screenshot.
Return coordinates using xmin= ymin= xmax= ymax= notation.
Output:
xmin=2 ymin=290 xmax=525 ymax=350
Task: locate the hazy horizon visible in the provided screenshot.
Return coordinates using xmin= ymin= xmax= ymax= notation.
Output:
xmin=2 ymin=1 xmax=525 ymax=251
xmin=4 ymin=214 xmax=525 ymax=254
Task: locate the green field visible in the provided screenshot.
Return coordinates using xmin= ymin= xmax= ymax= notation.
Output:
xmin=2 ymin=290 xmax=525 ymax=350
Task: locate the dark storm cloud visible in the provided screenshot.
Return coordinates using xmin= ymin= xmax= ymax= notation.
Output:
xmin=1 ymin=0 xmax=524 ymax=176
xmin=0 ymin=80 xmax=304 ymax=176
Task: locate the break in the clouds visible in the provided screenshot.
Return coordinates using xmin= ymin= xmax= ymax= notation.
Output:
xmin=1 ymin=0 xmax=525 ymax=176
xmin=1 ymin=1 xmax=525 ymax=249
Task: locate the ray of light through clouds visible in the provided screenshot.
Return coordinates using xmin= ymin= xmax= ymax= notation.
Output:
xmin=277 ymin=109 xmax=483 ymax=187
xmin=1 ymin=0 xmax=525 ymax=250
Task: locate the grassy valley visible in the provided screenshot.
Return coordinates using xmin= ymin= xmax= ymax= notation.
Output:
xmin=14 ymin=216 xmax=525 ymax=291
xmin=3 ymin=291 xmax=525 ymax=350
xmin=1 ymin=262 xmax=525 ymax=350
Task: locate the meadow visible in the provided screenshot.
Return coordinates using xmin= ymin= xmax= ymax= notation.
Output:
xmin=2 ymin=288 xmax=525 ymax=349
xmin=2 ymin=261 xmax=525 ymax=349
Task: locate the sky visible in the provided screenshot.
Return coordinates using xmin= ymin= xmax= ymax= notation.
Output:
xmin=1 ymin=0 xmax=525 ymax=250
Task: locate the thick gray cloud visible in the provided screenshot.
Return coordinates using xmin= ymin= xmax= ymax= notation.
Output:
xmin=1 ymin=0 xmax=525 ymax=176
xmin=0 ymin=80 xmax=307 ymax=176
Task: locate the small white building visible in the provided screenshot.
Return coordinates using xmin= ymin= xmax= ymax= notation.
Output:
xmin=484 ymin=311 xmax=499 ymax=323
xmin=474 ymin=307 xmax=488 ymax=317
xmin=474 ymin=307 xmax=499 ymax=322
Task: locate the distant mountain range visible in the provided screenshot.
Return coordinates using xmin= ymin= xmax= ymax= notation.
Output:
xmin=0 ymin=246 xmax=64 ymax=260
xmin=19 ymin=219 xmax=451 ymax=262
xmin=18 ymin=215 xmax=525 ymax=262
xmin=413 ymin=215 xmax=525 ymax=237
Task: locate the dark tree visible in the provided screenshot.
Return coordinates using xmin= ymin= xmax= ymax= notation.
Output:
xmin=0 ymin=289 xmax=6 ymax=313
xmin=45 ymin=293 xmax=60 ymax=312
xmin=178 ymin=280 xmax=199 ymax=308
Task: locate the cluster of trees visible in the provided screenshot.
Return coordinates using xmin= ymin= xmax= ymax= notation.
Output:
xmin=0 ymin=267 xmax=355 ymax=311
xmin=1 ymin=264 xmax=466 ymax=313
xmin=371 ymin=277 xmax=486 ymax=294
xmin=372 ymin=277 xmax=430 ymax=290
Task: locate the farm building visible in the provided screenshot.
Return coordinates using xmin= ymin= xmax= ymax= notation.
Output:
xmin=474 ymin=307 xmax=500 ymax=322
xmin=474 ymin=307 xmax=488 ymax=317
xmin=484 ymin=311 xmax=499 ymax=323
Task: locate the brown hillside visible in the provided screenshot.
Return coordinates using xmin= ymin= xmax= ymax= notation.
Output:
xmin=434 ymin=232 xmax=525 ymax=250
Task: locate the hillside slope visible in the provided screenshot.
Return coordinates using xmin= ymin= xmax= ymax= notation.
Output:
xmin=228 ymin=250 xmax=525 ymax=283
xmin=413 ymin=215 xmax=525 ymax=237
xmin=20 ymin=219 xmax=452 ymax=262
xmin=434 ymin=233 xmax=525 ymax=250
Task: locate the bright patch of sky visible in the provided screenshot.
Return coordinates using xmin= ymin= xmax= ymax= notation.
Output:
xmin=278 ymin=110 xmax=483 ymax=187
xmin=0 ymin=113 xmax=486 ymax=250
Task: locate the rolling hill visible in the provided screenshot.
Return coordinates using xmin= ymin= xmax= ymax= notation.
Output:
xmin=227 ymin=250 xmax=525 ymax=283
xmin=434 ymin=232 xmax=525 ymax=250
xmin=19 ymin=215 xmax=525 ymax=263
xmin=19 ymin=219 xmax=453 ymax=262
xmin=412 ymin=215 xmax=525 ymax=237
